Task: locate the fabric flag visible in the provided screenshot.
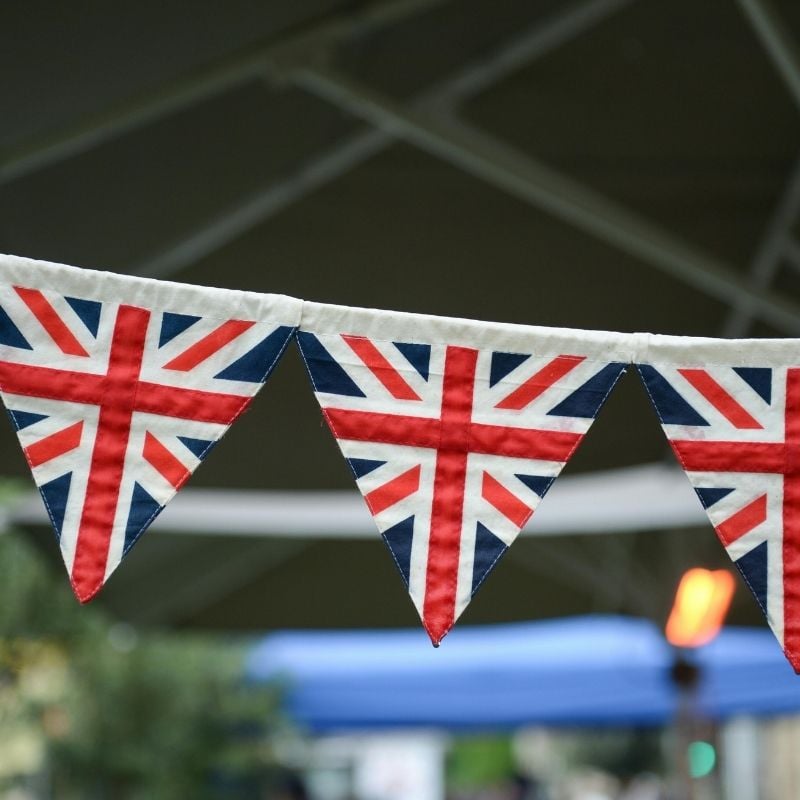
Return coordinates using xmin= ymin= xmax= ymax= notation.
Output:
xmin=637 ymin=335 xmax=800 ymax=671
xmin=298 ymin=302 xmax=632 ymax=644
xmin=0 ymin=254 xmax=301 ymax=602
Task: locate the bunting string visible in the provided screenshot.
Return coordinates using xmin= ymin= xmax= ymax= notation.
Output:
xmin=1 ymin=253 xmax=798 ymax=671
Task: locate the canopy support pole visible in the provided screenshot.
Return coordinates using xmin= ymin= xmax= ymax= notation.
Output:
xmin=736 ymin=0 xmax=800 ymax=111
xmin=0 ymin=0 xmax=445 ymax=184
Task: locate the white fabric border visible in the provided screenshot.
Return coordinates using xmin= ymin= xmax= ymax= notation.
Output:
xmin=0 ymin=253 xmax=302 ymax=325
xmin=301 ymin=300 xmax=637 ymax=362
xmin=639 ymin=332 xmax=800 ymax=368
xmin=4 ymin=254 xmax=800 ymax=363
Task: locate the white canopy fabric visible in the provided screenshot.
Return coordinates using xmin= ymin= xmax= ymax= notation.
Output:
xmin=8 ymin=461 xmax=705 ymax=539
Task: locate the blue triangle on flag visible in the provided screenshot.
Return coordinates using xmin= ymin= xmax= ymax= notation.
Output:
xmin=177 ymin=436 xmax=215 ymax=460
xmin=65 ymin=296 xmax=101 ymax=337
xmin=733 ymin=367 xmax=772 ymax=404
xmin=0 ymin=306 xmax=32 ymax=350
xmin=382 ymin=515 xmax=415 ymax=587
xmin=40 ymin=472 xmax=72 ymax=541
xmin=472 ymin=522 xmax=507 ymax=596
xmin=736 ymin=541 xmax=768 ymax=614
xmin=215 ymin=326 xmax=295 ymax=383
xmin=297 ymin=332 xmax=366 ymax=397
xmin=637 ymin=365 xmax=709 ymax=426
xmin=347 ymin=458 xmax=386 ymax=479
xmin=695 ymin=487 xmax=734 ymax=509
xmin=490 ymin=352 xmax=529 ymax=387
xmin=515 ymin=473 xmax=555 ymax=498
xmin=159 ymin=312 xmax=201 ymax=348
xmin=124 ymin=482 xmax=162 ymax=555
xmin=548 ymin=362 xmax=626 ymax=418
xmin=8 ymin=409 xmax=49 ymax=430
xmin=393 ymin=342 xmax=430 ymax=381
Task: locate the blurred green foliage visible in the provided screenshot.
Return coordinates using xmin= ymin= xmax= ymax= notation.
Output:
xmin=0 ymin=526 xmax=282 ymax=799
xmin=446 ymin=735 xmax=516 ymax=790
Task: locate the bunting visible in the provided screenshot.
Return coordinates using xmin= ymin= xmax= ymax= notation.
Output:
xmin=638 ymin=335 xmax=800 ymax=671
xmin=4 ymin=253 xmax=800 ymax=672
xmin=298 ymin=302 xmax=632 ymax=644
xmin=0 ymin=255 xmax=301 ymax=602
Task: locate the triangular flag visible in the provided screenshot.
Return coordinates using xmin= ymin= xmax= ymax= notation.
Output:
xmin=0 ymin=254 xmax=300 ymax=602
xmin=637 ymin=334 xmax=800 ymax=671
xmin=298 ymin=302 xmax=631 ymax=644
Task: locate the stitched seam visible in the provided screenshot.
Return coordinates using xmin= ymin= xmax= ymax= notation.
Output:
xmin=551 ymin=363 xmax=630 ymax=468
xmin=299 ymin=333 xmax=441 ymax=635
xmin=0 ymin=390 xmax=88 ymax=602
xmin=381 ymin=532 xmax=411 ymax=589
xmin=472 ymin=363 xmax=631 ymax=599
xmin=641 ymin=358 xmax=790 ymax=368
xmin=50 ymin=328 xmax=295 ymax=598
xmin=0 ymin=386 xmax=94 ymax=404
xmin=255 ymin=326 xmax=298 ymax=384
xmin=636 ymin=365 xmax=782 ymax=640
xmin=304 ymin=339 xmax=629 ymax=383
xmin=122 ymin=332 xmax=300 ymax=553
xmin=730 ymin=552 xmax=777 ymax=633
xmin=298 ymin=324 xmax=632 ymax=357
xmin=635 ymin=363 xmax=697 ymax=476
xmin=121 ymin=492 xmax=169 ymax=558
xmin=470 ymin=544 xmax=509 ymax=596
xmin=1 ymin=316 xmax=296 ymax=601
xmin=295 ymin=336 xmax=323 ymax=395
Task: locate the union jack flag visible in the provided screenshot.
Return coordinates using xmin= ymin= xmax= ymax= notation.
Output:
xmin=0 ymin=279 xmax=297 ymax=602
xmin=298 ymin=327 xmax=627 ymax=644
xmin=638 ymin=360 xmax=800 ymax=670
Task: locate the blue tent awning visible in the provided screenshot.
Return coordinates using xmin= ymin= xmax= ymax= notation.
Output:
xmin=245 ymin=616 xmax=800 ymax=731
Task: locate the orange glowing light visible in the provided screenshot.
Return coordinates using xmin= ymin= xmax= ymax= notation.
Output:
xmin=665 ymin=568 xmax=735 ymax=648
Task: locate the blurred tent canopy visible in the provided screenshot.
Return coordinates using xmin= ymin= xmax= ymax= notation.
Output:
xmin=1 ymin=0 xmax=799 ymax=631
xmin=245 ymin=616 xmax=800 ymax=730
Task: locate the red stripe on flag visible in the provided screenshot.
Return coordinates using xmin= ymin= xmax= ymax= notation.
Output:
xmin=143 ymin=432 xmax=191 ymax=489
xmin=364 ymin=465 xmax=421 ymax=515
xmin=71 ymin=305 xmax=150 ymax=603
xmin=0 ymin=363 xmax=247 ymax=427
xmin=135 ymin=382 xmax=249 ymax=425
xmin=783 ymin=368 xmax=800 ymax=671
xmin=425 ymin=346 xmax=478 ymax=645
xmin=342 ymin=335 xmax=422 ymax=401
xmin=324 ymin=408 xmax=441 ymax=449
xmin=678 ymin=369 xmax=763 ymax=429
xmin=24 ymin=421 xmax=84 ymax=468
xmin=495 ymin=355 xmax=585 ymax=410
xmin=163 ymin=319 xmax=255 ymax=371
xmin=15 ymin=287 xmax=90 ymax=357
xmin=481 ymin=472 xmax=531 ymax=528
xmin=672 ymin=440 xmax=785 ymax=474
xmin=322 ymin=408 xmax=581 ymax=463
xmin=471 ymin=423 xmax=581 ymax=461
xmin=715 ymin=494 xmax=767 ymax=546
xmin=0 ymin=362 xmax=105 ymax=405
